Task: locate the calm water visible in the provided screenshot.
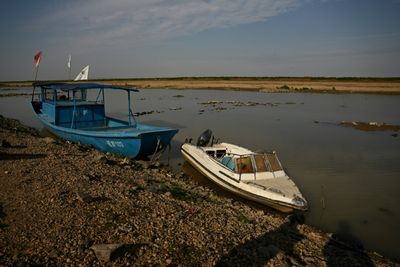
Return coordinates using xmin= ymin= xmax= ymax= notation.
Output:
xmin=1 ymin=88 xmax=399 ymax=260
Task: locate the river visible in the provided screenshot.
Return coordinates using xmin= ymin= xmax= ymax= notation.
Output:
xmin=1 ymin=87 xmax=399 ymax=260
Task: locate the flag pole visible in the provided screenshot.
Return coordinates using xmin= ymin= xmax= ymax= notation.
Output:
xmin=68 ymin=54 xmax=72 ymax=80
xmin=32 ymin=51 xmax=42 ymax=102
xmin=34 ymin=64 xmax=40 ymax=83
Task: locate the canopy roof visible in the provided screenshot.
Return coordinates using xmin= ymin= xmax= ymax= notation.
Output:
xmin=34 ymin=82 xmax=139 ymax=92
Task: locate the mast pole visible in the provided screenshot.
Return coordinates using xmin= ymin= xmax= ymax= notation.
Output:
xmin=32 ymin=63 xmax=40 ymax=102
xmin=128 ymin=90 xmax=132 ymax=125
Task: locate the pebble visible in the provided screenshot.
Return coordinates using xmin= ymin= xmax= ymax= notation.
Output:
xmin=90 ymin=243 xmax=124 ymax=262
xmin=0 ymin=115 xmax=396 ymax=267
xmin=1 ymin=139 xmax=12 ymax=148
xmin=43 ymin=137 xmax=56 ymax=144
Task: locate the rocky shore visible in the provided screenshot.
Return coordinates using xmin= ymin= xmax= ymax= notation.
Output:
xmin=0 ymin=115 xmax=398 ymax=266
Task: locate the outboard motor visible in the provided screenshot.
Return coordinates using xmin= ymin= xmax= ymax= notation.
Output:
xmin=197 ymin=129 xmax=212 ymax=147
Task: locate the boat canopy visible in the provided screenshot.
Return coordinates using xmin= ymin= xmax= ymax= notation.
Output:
xmin=33 ymin=82 xmax=139 ymax=92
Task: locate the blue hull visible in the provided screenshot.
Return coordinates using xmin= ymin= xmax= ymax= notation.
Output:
xmin=35 ymin=113 xmax=178 ymax=159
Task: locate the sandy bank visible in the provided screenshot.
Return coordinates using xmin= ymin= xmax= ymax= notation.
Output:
xmin=106 ymin=78 xmax=400 ymax=94
xmin=2 ymin=77 xmax=400 ymax=94
xmin=0 ymin=115 xmax=398 ymax=266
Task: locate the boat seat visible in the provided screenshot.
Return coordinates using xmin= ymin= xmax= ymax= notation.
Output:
xmin=221 ymin=156 xmax=235 ymax=171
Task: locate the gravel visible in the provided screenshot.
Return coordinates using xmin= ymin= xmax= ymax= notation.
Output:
xmin=0 ymin=115 xmax=397 ymax=266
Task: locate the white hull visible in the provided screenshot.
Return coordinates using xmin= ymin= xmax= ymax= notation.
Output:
xmin=181 ymin=143 xmax=307 ymax=213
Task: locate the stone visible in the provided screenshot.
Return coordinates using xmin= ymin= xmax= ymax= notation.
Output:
xmin=43 ymin=137 xmax=56 ymax=144
xmin=94 ymin=153 xmax=108 ymax=164
xmin=1 ymin=139 xmax=11 ymax=148
xmin=120 ymin=157 xmax=131 ymax=165
xmin=79 ymin=239 xmax=94 ymax=253
xmin=76 ymin=191 xmax=93 ymax=203
xmin=90 ymin=243 xmax=124 ymax=262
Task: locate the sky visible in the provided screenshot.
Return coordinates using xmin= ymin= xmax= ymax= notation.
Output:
xmin=1 ymin=0 xmax=400 ymax=81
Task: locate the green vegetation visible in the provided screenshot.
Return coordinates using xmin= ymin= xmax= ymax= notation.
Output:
xmin=238 ymin=212 xmax=255 ymax=225
xmin=148 ymin=180 xmax=206 ymax=204
xmin=277 ymin=84 xmax=290 ymax=90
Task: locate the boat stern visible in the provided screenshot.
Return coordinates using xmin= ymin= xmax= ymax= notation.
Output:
xmin=137 ymin=127 xmax=179 ymax=158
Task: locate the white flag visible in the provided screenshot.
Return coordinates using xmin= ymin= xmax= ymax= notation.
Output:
xmin=74 ymin=65 xmax=89 ymax=81
xmin=67 ymin=54 xmax=71 ymax=69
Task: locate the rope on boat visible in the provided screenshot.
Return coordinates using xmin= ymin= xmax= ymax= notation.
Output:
xmin=150 ymin=138 xmax=172 ymax=165
xmin=167 ymin=142 xmax=171 ymax=165
xmin=150 ymin=137 xmax=161 ymax=162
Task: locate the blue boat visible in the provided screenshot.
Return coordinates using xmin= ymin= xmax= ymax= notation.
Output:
xmin=31 ymin=82 xmax=178 ymax=159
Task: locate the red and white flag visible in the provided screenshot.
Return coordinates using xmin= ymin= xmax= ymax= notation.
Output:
xmin=34 ymin=51 xmax=42 ymax=67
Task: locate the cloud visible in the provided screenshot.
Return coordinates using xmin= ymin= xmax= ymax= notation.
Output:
xmin=31 ymin=0 xmax=303 ymax=43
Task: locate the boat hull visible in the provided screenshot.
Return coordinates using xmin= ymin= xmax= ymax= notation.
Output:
xmin=36 ymin=113 xmax=178 ymax=159
xmin=181 ymin=144 xmax=307 ymax=213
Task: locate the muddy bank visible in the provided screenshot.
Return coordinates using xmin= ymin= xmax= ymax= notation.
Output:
xmin=339 ymin=121 xmax=400 ymax=132
xmin=0 ymin=115 xmax=398 ymax=266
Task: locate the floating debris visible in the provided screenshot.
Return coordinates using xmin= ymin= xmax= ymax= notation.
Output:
xmin=134 ymin=110 xmax=164 ymax=117
xmin=199 ymin=100 xmax=223 ymax=106
xmin=169 ymin=107 xmax=182 ymax=111
xmin=198 ymin=100 xmax=296 ymax=109
xmin=134 ymin=111 xmax=154 ymax=116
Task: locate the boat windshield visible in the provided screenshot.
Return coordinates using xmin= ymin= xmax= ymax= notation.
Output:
xmin=254 ymin=154 xmax=268 ymax=172
xmin=236 ymin=156 xmax=254 ymax=173
xmin=222 ymin=153 xmax=283 ymax=174
xmin=264 ymin=153 xmax=283 ymax=171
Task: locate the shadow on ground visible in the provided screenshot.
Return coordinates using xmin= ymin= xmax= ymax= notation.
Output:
xmin=323 ymin=221 xmax=373 ymax=267
xmin=216 ymin=214 xmax=306 ymax=266
xmin=216 ymin=216 xmax=375 ymax=266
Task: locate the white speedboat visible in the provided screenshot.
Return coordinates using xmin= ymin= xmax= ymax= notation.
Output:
xmin=181 ymin=131 xmax=307 ymax=213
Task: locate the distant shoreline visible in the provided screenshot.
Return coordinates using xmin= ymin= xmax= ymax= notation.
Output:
xmin=1 ymin=77 xmax=400 ymax=94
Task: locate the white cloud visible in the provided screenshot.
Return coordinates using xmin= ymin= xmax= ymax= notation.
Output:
xmin=32 ymin=0 xmax=303 ymax=43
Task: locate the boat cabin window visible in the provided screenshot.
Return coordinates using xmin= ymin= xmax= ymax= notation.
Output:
xmin=57 ymin=92 xmax=69 ymax=100
xmin=206 ymin=149 xmax=226 ymax=158
xmin=254 ymin=154 xmax=268 ymax=172
xmin=216 ymin=149 xmax=225 ymax=158
xmin=72 ymin=89 xmax=87 ymax=101
xmin=206 ymin=150 xmax=215 ymax=157
xmin=44 ymin=90 xmax=55 ymax=102
xmin=236 ymin=156 xmax=254 ymax=173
